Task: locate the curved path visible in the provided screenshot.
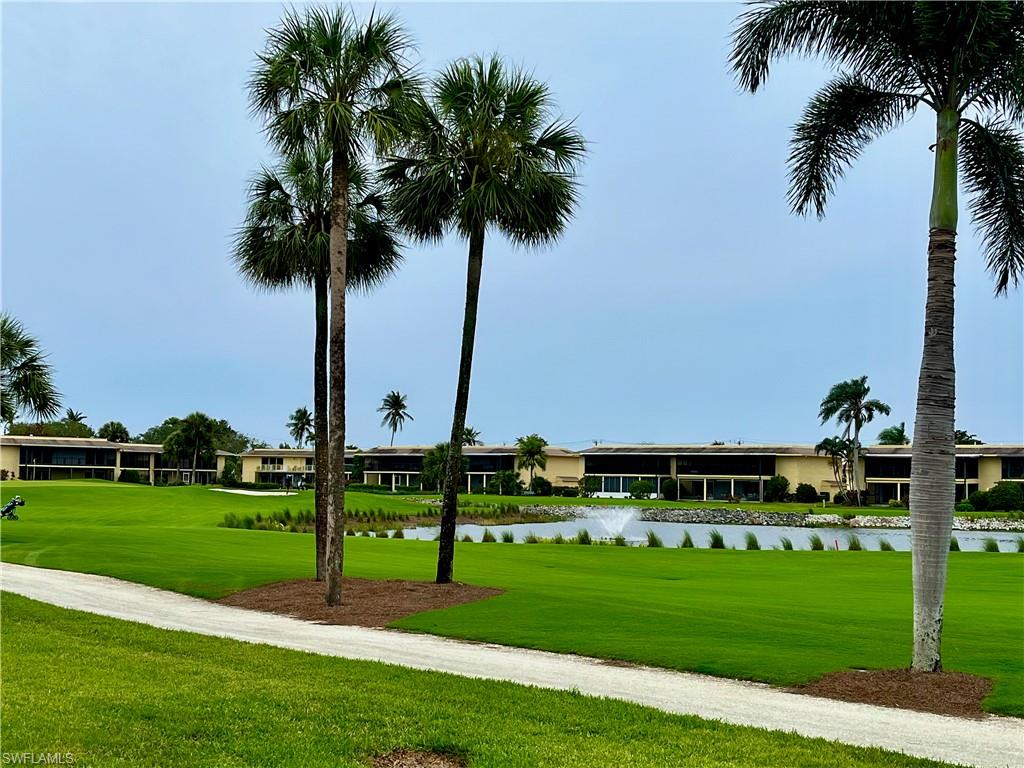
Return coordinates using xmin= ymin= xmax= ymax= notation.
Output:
xmin=2 ymin=563 xmax=1020 ymax=768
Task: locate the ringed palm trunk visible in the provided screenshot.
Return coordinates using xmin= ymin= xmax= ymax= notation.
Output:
xmin=437 ymin=226 xmax=485 ymax=584
xmin=325 ymin=149 xmax=350 ymax=606
xmin=910 ymin=107 xmax=959 ymax=672
xmin=313 ymin=270 xmax=329 ymax=581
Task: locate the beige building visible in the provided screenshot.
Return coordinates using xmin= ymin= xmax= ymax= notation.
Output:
xmin=238 ymin=448 xmax=355 ymax=487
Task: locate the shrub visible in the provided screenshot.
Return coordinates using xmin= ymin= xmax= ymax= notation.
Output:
xmin=794 ymin=483 xmax=819 ymax=503
xmin=779 ymin=536 xmax=793 ymax=551
xmin=391 ymin=528 xmax=405 ymax=539
xmin=743 ymin=531 xmax=760 ymax=550
xmin=1017 ymin=536 xmax=1024 ymax=553
xmin=557 ymin=487 xmax=578 ymax=497
xmin=968 ymin=490 xmax=990 ymax=511
xmin=345 ymin=529 xmax=355 ymax=536
xmin=530 ymin=476 xmax=553 ymax=496
xmin=118 ymin=469 xmax=146 ymax=484
xmin=523 ymin=532 xmax=540 ymax=544
xmin=481 ymin=528 xmax=496 ymax=543
xmin=613 ymin=534 xmax=627 ymax=546
xmin=808 ymin=533 xmax=824 ymax=551
xmin=344 ymin=483 xmax=392 ymax=494
xmin=949 ymin=537 xmax=960 ymax=552
xmin=395 ymin=485 xmax=421 ymax=494
xmin=888 ymin=499 xmax=905 ymax=509
xmin=576 ymin=529 xmax=592 ymax=545
xmin=374 ymin=530 xmax=388 ymax=538
xmin=983 ymin=537 xmax=1000 ymax=553
xmin=552 ymin=532 xmax=566 ymax=544
xmin=955 ymin=501 xmax=975 ymax=513
xmin=679 ymin=531 xmax=694 ymax=548
xmin=878 ymin=538 xmax=894 ymax=551
xmin=762 ymin=475 xmax=790 ymax=503
xmin=987 ymin=482 xmax=1024 ymax=512
xmin=241 ymin=515 xmax=255 ymax=530
xmin=501 ymin=530 xmax=515 ymax=543
xmin=629 ymin=480 xmax=655 ymax=500
xmin=461 ymin=533 xmax=474 ymax=543
xmin=577 ymin=476 xmax=602 ymax=498
xmin=360 ymin=530 xmax=372 ymax=537
xmin=646 ymin=529 xmax=663 ymax=548
xmin=487 ymin=470 xmax=524 ymax=496
xmin=708 ymin=529 xmax=725 ymax=549
xmin=660 ymin=478 xmax=678 ymax=501
xmin=847 ymin=534 xmax=862 ymax=551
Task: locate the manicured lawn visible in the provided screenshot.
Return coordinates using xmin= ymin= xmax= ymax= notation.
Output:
xmin=2 ymin=482 xmax=1022 ymax=716
xmin=0 ymin=594 xmax=947 ymax=768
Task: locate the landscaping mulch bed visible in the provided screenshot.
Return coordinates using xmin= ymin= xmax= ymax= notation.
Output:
xmin=372 ymin=751 xmax=466 ymax=768
xmin=796 ymin=668 xmax=993 ymax=718
xmin=218 ymin=578 xmax=502 ymax=627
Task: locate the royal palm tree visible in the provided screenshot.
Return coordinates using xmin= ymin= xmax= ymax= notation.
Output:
xmin=815 ymin=435 xmax=854 ymax=498
xmin=163 ymin=412 xmax=217 ymax=482
xmin=288 ymin=407 xmax=314 ymax=448
xmin=877 ymin=422 xmax=910 ymax=446
xmin=818 ymin=376 xmax=891 ymax=505
xmin=731 ymin=1 xmax=1023 ymax=671
xmin=251 ymin=5 xmax=416 ymax=605
xmin=235 ymin=141 xmax=402 ymax=581
xmin=65 ymin=408 xmax=86 ymax=424
xmin=0 ymin=313 xmax=61 ymax=427
xmin=378 ymin=391 xmax=412 ymax=445
xmin=516 ymin=433 xmax=548 ymax=485
xmin=462 ymin=426 xmax=482 ymax=446
xmin=382 ymin=55 xmax=586 ymax=583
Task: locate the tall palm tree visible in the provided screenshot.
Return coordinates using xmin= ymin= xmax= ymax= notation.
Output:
xmin=382 ymin=55 xmax=586 ymax=583
xmin=235 ymin=141 xmax=402 ymax=581
xmin=731 ymin=1 xmax=1023 ymax=671
xmin=288 ymin=407 xmax=314 ymax=448
xmin=815 ymin=435 xmax=854 ymax=498
xmin=251 ymin=5 xmax=416 ymax=606
xmin=65 ymin=408 xmax=86 ymax=424
xmin=877 ymin=422 xmax=910 ymax=446
xmin=818 ymin=376 xmax=891 ymax=505
xmin=516 ymin=433 xmax=548 ymax=485
xmin=377 ymin=390 xmax=412 ymax=446
xmin=462 ymin=426 xmax=482 ymax=446
xmin=0 ymin=312 xmax=61 ymax=427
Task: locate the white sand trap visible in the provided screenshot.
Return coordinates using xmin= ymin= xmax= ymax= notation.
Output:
xmin=210 ymin=488 xmax=297 ymax=497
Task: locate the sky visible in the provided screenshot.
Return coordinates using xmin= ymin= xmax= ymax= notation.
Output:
xmin=2 ymin=2 xmax=1022 ymax=450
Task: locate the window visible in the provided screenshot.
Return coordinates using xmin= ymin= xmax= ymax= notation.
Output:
xmin=602 ymin=476 xmax=621 ymax=493
xmin=675 ymin=455 xmax=775 ymax=477
xmin=1003 ymin=457 xmax=1024 ymax=479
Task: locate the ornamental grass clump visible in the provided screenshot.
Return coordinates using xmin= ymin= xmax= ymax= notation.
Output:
xmin=391 ymin=528 xmax=405 ymax=539
xmin=552 ymin=532 xmax=566 ymax=544
xmin=808 ymin=533 xmax=824 ymax=551
xmin=481 ymin=528 xmax=496 ymax=543
xmin=646 ymin=530 xmax=663 ymax=548
xmin=679 ymin=531 xmax=694 ymax=548
xmin=983 ymin=537 xmax=1000 ymax=553
xmin=614 ymin=534 xmax=627 ymax=547
xmin=576 ymin=529 xmax=592 ymax=546
xmin=847 ymin=534 xmax=863 ymax=551
xmin=1017 ymin=536 xmax=1024 ymax=553
xmin=501 ymin=530 xmax=515 ymax=543
xmin=949 ymin=537 xmax=960 ymax=552
xmin=744 ymin=532 xmax=760 ymax=550
xmin=524 ymin=532 xmax=541 ymax=544
xmin=461 ymin=533 xmax=474 ymax=543
xmin=779 ymin=536 xmax=793 ymax=551
xmin=878 ymin=538 xmax=894 ymax=551
xmin=708 ymin=529 xmax=725 ymax=549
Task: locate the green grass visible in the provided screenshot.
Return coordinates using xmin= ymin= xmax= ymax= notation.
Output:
xmin=0 ymin=595 xmax=946 ymax=768
xmin=2 ymin=481 xmax=1022 ymax=716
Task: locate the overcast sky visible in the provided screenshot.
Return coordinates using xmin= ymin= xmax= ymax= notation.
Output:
xmin=3 ymin=2 xmax=1021 ymax=449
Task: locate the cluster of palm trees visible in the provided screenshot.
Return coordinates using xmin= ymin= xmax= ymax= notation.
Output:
xmin=237 ymin=6 xmax=585 ymax=603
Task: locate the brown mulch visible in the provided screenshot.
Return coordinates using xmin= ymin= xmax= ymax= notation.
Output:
xmin=795 ymin=668 xmax=993 ymax=718
xmin=217 ymin=578 xmax=502 ymax=627
xmin=372 ymin=751 xmax=466 ymax=768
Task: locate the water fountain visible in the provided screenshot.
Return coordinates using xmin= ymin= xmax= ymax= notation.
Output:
xmin=587 ymin=507 xmax=638 ymax=541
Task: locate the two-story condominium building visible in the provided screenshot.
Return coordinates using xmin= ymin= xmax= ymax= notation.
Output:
xmin=238 ymin=448 xmax=355 ymax=487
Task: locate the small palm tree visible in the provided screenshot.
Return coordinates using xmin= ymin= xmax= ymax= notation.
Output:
xmin=378 ymin=391 xmax=413 ymax=446
xmin=819 ymin=376 xmax=891 ymax=505
xmin=877 ymin=422 xmax=910 ymax=446
xmin=250 ymin=5 xmax=417 ymax=605
xmin=462 ymin=426 xmax=482 ymax=446
xmin=0 ymin=313 xmax=61 ymax=426
xmin=731 ymin=1 xmax=1023 ymax=671
xmin=383 ymin=55 xmax=585 ymax=583
xmin=163 ymin=412 xmax=217 ymax=481
xmin=516 ymin=434 xmax=549 ymax=485
xmin=288 ymin=407 xmax=314 ymax=448
xmin=235 ymin=141 xmax=402 ymax=580
xmin=64 ymin=408 xmax=86 ymax=424
xmin=815 ymin=435 xmax=855 ymax=498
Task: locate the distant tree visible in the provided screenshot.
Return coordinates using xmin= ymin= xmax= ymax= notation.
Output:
xmin=0 ymin=312 xmax=61 ymax=426
xmin=954 ymin=429 xmax=984 ymax=445
xmin=378 ymin=391 xmax=413 ymax=446
xmin=877 ymin=422 xmax=910 ymax=445
xmin=516 ymin=434 xmax=549 ymax=484
xmin=815 ymin=436 xmax=855 ymax=497
xmin=487 ymin=469 xmax=523 ymax=496
xmin=162 ymin=412 xmax=217 ymax=480
xmin=279 ymin=442 xmax=292 ymax=449
xmin=421 ymin=442 xmax=467 ymax=494
xmin=8 ymin=420 xmax=93 ymax=438
xmin=97 ymin=421 xmax=131 ymax=442
xmin=819 ymin=376 xmax=891 ymax=505
xmin=287 ymin=407 xmax=314 ymax=448
xmin=462 ymin=426 xmax=482 ymax=446
xmin=135 ymin=418 xmax=182 ymax=445
xmin=64 ymin=408 xmax=87 ymax=424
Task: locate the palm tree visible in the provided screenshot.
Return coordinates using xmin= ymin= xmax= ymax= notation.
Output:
xmin=163 ymin=412 xmax=216 ymax=482
xmin=377 ymin=391 xmax=413 ymax=446
xmin=382 ymin=55 xmax=586 ymax=583
xmin=251 ymin=5 xmax=416 ymax=605
xmin=516 ymin=433 xmax=549 ymax=485
xmin=815 ymin=435 xmax=854 ymax=498
xmin=0 ymin=312 xmax=61 ymax=427
xmin=235 ymin=141 xmax=402 ymax=581
xmin=97 ymin=421 xmax=130 ymax=443
xmin=462 ymin=426 xmax=482 ymax=446
xmin=954 ymin=429 xmax=984 ymax=445
xmin=65 ymin=408 xmax=86 ymax=424
xmin=877 ymin=422 xmax=910 ymax=446
xmin=288 ymin=407 xmax=314 ymax=448
xmin=731 ymin=1 xmax=1023 ymax=671
xmin=818 ymin=376 xmax=891 ymax=505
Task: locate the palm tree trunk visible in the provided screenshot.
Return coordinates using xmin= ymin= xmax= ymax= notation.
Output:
xmin=851 ymin=429 xmax=861 ymax=506
xmin=436 ymin=226 xmax=485 ymax=584
xmin=313 ymin=270 xmax=329 ymax=582
xmin=911 ymin=108 xmax=959 ymax=672
xmin=325 ymin=148 xmax=350 ymax=606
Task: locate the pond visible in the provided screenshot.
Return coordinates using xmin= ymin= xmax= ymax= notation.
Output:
xmin=397 ymin=507 xmax=1022 ymax=552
